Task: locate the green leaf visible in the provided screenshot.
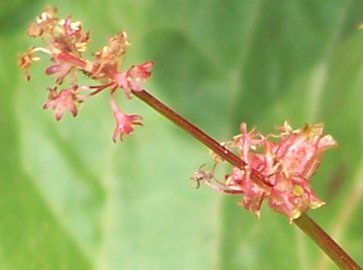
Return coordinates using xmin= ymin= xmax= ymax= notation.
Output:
xmin=1 ymin=1 xmax=363 ymax=269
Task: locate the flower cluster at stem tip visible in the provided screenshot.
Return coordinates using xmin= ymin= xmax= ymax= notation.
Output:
xmin=18 ymin=6 xmax=153 ymax=141
xmin=193 ymin=122 xmax=337 ymax=222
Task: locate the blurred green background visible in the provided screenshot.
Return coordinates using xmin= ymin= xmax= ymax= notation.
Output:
xmin=1 ymin=0 xmax=363 ymax=269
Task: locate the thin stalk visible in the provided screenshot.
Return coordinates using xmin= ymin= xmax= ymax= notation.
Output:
xmin=294 ymin=213 xmax=361 ymax=270
xmin=132 ymin=89 xmax=270 ymax=189
xmin=133 ymin=90 xmax=241 ymax=164
xmin=133 ymin=89 xmax=362 ymax=270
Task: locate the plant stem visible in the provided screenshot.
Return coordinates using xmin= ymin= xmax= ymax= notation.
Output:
xmin=294 ymin=213 xmax=362 ymax=270
xmin=133 ymin=89 xmax=362 ymax=270
xmin=133 ymin=90 xmax=240 ymax=163
xmin=133 ymin=89 xmax=269 ymax=189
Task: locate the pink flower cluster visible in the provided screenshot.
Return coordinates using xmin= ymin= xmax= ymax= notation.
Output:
xmin=19 ymin=6 xmax=153 ymax=141
xmin=194 ymin=122 xmax=337 ymax=221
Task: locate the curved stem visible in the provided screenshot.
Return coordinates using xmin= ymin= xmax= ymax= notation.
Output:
xmin=133 ymin=89 xmax=362 ymax=270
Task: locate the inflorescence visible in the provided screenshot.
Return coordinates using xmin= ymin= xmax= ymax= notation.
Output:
xmin=18 ymin=6 xmax=153 ymax=142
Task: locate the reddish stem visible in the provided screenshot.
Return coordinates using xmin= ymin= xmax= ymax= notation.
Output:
xmin=294 ymin=214 xmax=361 ymax=270
xmin=133 ymin=90 xmax=241 ymax=164
xmin=133 ymin=88 xmax=362 ymax=270
xmin=133 ymin=89 xmax=270 ymax=190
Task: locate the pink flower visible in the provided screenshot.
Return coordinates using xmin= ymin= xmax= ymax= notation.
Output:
xmin=274 ymin=123 xmax=336 ymax=179
xmin=110 ymin=96 xmax=143 ymax=142
xmin=268 ymin=175 xmax=324 ymax=220
xmin=114 ymin=61 xmax=153 ymax=96
xmin=197 ymin=122 xmax=337 ymax=221
xmin=228 ymin=167 xmax=267 ymax=217
xmin=27 ymin=6 xmax=57 ymax=37
xmin=57 ymin=16 xmax=90 ymax=53
xmin=43 ymin=87 xmax=80 ymax=120
xmin=60 ymin=16 xmax=81 ymax=37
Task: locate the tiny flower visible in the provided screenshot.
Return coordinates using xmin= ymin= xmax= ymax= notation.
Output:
xmin=57 ymin=16 xmax=90 ymax=54
xmin=94 ymin=32 xmax=130 ymax=70
xmin=274 ymin=122 xmax=337 ymax=179
xmin=43 ymin=87 xmax=81 ymax=120
xmin=227 ymin=167 xmax=266 ymax=217
xmin=268 ymin=175 xmax=325 ymax=220
xmin=125 ymin=61 xmax=153 ymax=91
xmin=110 ymin=96 xmax=143 ymax=142
xmin=27 ymin=6 xmax=58 ymax=37
xmin=18 ymin=47 xmax=38 ymax=80
xmin=73 ymin=30 xmax=90 ymax=53
xmin=114 ymin=61 xmax=154 ymax=96
xmin=60 ymin=16 xmax=81 ymax=37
